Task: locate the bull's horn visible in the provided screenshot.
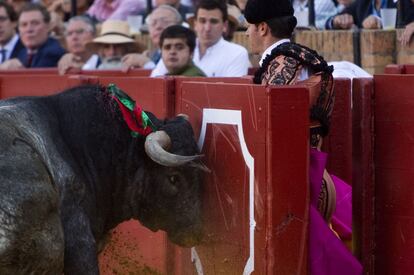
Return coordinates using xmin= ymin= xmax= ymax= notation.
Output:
xmin=145 ymin=131 xmax=201 ymax=167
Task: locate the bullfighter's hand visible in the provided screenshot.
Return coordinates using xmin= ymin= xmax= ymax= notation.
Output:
xmin=400 ymin=21 xmax=414 ymax=47
xmin=333 ymin=14 xmax=354 ymax=29
xmin=362 ymin=15 xmax=382 ymax=29
xmin=58 ymin=53 xmax=83 ymax=75
xmin=121 ymin=53 xmax=150 ymax=72
xmin=0 ymin=58 xmax=24 ymax=70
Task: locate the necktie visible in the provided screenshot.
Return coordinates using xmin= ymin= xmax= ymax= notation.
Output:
xmin=26 ymin=52 xmax=34 ymax=67
xmin=0 ymin=48 xmax=6 ymax=63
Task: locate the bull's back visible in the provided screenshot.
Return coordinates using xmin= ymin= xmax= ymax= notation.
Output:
xmin=0 ymin=105 xmax=64 ymax=274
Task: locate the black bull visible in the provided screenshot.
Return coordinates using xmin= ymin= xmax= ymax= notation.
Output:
xmin=0 ymin=85 xmax=204 ymax=274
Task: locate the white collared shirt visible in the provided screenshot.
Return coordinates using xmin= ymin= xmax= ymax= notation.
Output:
xmin=193 ymin=38 xmax=251 ymax=77
xmin=260 ymin=39 xmax=309 ymax=81
xmin=151 ymin=37 xmax=251 ymax=77
xmin=259 ymin=38 xmax=290 ymax=66
xmin=82 ymin=54 xmax=100 ymax=70
xmin=0 ymin=34 xmax=19 ymax=62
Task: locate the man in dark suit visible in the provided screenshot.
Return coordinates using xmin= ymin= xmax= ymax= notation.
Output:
xmin=1 ymin=3 xmax=65 ymax=69
xmin=0 ymin=1 xmax=25 ymax=64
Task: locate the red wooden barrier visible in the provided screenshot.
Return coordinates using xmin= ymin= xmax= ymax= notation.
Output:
xmin=384 ymin=64 xmax=414 ymax=74
xmin=174 ymin=76 xmax=252 ymax=92
xmin=0 ymin=68 xmax=151 ymax=77
xmin=383 ymin=64 xmax=405 ymax=74
xmin=0 ymin=73 xmax=361 ymax=273
xmin=69 ymin=75 xmax=175 ymax=118
xmin=317 ymin=78 xmax=353 ymax=185
xmin=176 ymin=77 xmax=352 ymax=187
xmin=352 ymin=77 xmax=375 ymax=274
xmin=374 ymin=74 xmax=414 ymax=274
xmin=174 ymin=76 xmax=252 ymax=113
xmin=175 ymin=82 xmax=309 ymax=274
xmin=248 ymin=67 xmax=259 ymax=75
xmin=0 ymin=75 xmax=76 ymax=98
xmin=175 ymin=77 xmax=353 ymax=186
xmin=0 ymin=68 xmax=58 ymax=75
xmin=403 ymin=64 xmax=414 ymax=74
xmin=76 ymin=69 xmax=152 ymax=77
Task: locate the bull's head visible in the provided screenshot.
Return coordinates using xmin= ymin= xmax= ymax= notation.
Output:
xmin=138 ymin=116 xmax=205 ymax=247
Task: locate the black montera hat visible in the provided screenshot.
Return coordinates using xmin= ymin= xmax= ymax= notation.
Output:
xmin=244 ymin=0 xmax=294 ymax=24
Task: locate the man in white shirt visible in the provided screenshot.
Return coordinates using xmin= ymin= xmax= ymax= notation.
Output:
xmin=151 ymin=0 xmax=251 ymax=77
xmin=0 ymin=2 xmax=25 ymax=65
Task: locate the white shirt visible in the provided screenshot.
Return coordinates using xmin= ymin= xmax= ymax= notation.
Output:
xmin=82 ymin=54 xmax=100 ymax=70
xmin=151 ymin=37 xmax=251 ymax=77
xmin=150 ymin=59 xmax=168 ymax=77
xmin=328 ymin=61 xmax=372 ymax=79
xmin=261 ymin=39 xmax=309 ymax=81
xmin=0 ymin=34 xmax=19 ymax=62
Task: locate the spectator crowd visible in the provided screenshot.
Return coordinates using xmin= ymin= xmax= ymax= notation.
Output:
xmin=0 ymin=0 xmax=412 ymax=76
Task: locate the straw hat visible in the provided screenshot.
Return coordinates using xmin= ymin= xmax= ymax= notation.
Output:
xmin=88 ymin=20 xmax=145 ymax=53
xmin=92 ymin=20 xmax=135 ymax=44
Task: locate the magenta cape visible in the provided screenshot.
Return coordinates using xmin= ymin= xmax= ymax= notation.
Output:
xmin=309 ymin=149 xmax=362 ymax=275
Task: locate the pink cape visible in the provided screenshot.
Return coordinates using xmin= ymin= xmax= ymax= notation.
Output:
xmin=309 ymin=149 xmax=362 ymax=275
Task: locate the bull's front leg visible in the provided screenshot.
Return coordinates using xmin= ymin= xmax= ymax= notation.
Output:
xmin=61 ymin=203 xmax=99 ymax=275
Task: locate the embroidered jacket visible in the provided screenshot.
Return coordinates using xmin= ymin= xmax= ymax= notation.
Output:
xmin=254 ymin=42 xmax=334 ymax=141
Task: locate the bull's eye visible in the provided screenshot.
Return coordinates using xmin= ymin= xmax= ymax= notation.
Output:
xmin=169 ymin=175 xmax=177 ymax=184
xmin=164 ymin=174 xmax=179 ymax=196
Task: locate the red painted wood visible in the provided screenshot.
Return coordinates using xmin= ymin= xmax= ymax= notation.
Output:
xmin=322 ymin=78 xmax=353 ymax=185
xmin=248 ymin=67 xmax=259 ymax=76
xmin=374 ymin=74 xmax=414 ymax=274
xmin=352 ymin=78 xmax=375 ymax=274
xmin=175 ymin=82 xmax=309 ymax=274
xmin=402 ymin=64 xmax=414 ymax=74
xmin=0 ymin=68 xmax=58 ymax=75
xmin=0 ymin=75 xmax=76 ymax=98
xmin=76 ymin=69 xmax=152 ymax=77
xmin=268 ymin=86 xmax=309 ymax=275
xmin=174 ymin=76 xmax=252 ymax=121
xmin=68 ymin=76 xmax=175 ymax=118
xmin=383 ymin=64 xmax=405 ymax=74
